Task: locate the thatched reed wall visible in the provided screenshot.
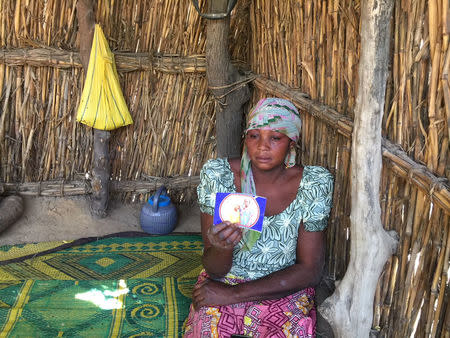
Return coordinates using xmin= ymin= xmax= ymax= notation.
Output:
xmin=0 ymin=0 xmax=249 ymax=187
xmin=0 ymin=0 xmax=449 ymax=337
xmin=249 ymin=1 xmax=449 ymax=337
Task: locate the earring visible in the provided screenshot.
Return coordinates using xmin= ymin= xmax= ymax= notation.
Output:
xmin=284 ymin=147 xmax=296 ymax=168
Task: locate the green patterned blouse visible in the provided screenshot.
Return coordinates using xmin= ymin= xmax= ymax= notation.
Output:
xmin=197 ymin=158 xmax=334 ymax=280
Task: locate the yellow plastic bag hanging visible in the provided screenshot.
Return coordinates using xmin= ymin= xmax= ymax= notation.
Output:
xmin=77 ymin=24 xmax=133 ymax=130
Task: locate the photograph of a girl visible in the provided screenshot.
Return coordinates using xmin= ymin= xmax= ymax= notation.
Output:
xmin=184 ymin=98 xmax=334 ymax=337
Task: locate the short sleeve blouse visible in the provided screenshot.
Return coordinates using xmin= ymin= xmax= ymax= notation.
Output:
xmin=197 ymin=158 xmax=334 ymax=280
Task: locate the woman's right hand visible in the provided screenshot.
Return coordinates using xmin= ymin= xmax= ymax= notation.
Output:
xmin=207 ymin=222 xmax=243 ymax=250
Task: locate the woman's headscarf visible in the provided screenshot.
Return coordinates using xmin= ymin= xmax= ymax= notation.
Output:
xmin=239 ymin=98 xmax=302 ymax=250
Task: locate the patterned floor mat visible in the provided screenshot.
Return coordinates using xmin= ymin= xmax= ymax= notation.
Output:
xmin=0 ymin=234 xmax=203 ymax=337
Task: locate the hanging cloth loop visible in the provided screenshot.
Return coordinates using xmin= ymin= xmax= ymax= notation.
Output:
xmin=77 ymin=24 xmax=133 ymax=130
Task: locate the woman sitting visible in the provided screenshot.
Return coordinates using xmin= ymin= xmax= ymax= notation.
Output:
xmin=184 ymin=98 xmax=334 ymax=337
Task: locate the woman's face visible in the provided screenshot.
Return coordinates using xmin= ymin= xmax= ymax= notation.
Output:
xmin=245 ymin=129 xmax=293 ymax=171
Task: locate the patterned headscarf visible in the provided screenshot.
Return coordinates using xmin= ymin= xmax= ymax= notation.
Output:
xmin=239 ymin=98 xmax=302 ymax=250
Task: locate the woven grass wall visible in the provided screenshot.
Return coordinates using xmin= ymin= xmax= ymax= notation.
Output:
xmin=249 ymin=1 xmax=449 ymax=337
xmin=0 ymin=0 xmax=249 ymax=187
xmin=0 ymin=0 xmax=449 ymax=337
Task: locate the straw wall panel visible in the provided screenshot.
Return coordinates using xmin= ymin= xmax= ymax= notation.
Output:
xmin=0 ymin=0 xmax=250 ymax=189
xmin=384 ymin=0 xmax=449 ymax=179
xmin=250 ymin=1 xmax=449 ymax=336
xmin=249 ymin=0 xmax=448 ymax=180
xmin=0 ymin=65 xmax=89 ymax=182
xmin=110 ymin=71 xmax=216 ymax=179
xmin=250 ymin=0 xmax=360 ymax=114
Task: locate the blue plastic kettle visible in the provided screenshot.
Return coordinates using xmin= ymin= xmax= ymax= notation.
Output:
xmin=140 ymin=186 xmax=178 ymax=234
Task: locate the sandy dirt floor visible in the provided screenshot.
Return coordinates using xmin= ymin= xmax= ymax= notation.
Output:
xmin=0 ymin=196 xmax=201 ymax=246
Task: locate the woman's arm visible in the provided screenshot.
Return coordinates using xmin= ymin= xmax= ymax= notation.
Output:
xmin=200 ymin=212 xmax=243 ymax=279
xmin=234 ymin=224 xmax=324 ymax=301
xmin=193 ymin=223 xmax=324 ymax=308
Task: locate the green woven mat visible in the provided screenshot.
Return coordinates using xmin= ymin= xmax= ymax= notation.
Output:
xmin=0 ymin=234 xmax=203 ymax=337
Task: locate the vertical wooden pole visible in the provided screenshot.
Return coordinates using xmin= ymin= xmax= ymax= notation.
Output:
xmin=319 ymin=0 xmax=399 ymax=336
xmin=90 ymin=129 xmax=110 ymax=218
xmin=206 ymin=0 xmax=250 ymax=158
xmin=77 ymin=0 xmax=110 ymax=218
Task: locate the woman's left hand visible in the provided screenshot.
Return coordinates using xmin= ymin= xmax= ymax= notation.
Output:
xmin=192 ymin=278 xmax=236 ymax=310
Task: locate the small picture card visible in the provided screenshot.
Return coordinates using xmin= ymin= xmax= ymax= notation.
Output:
xmin=213 ymin=192 xmax=267 ymax=232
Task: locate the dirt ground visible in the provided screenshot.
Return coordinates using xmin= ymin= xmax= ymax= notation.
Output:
xmin=0 ymin=196 xmax=201 ymax=246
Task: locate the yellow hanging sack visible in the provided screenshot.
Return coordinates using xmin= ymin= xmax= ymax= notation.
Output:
xmin=77 ymin=24 xmax=133 ymax=130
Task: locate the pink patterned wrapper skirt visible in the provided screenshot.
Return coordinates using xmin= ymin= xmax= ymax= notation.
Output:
xmin=184 ymin=271 xmax=316 ymax=338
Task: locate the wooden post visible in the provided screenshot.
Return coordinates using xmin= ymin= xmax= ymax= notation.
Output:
xmin=76 ymin=0 xmax=110 ymax=218
xmin=206 ymin=0 xmax=250 ymax=158
xmin=318 ymin=0 xmax=399 ymax=336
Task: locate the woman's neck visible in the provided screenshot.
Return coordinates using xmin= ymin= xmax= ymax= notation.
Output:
xmin=251 ymin=164 xmax=286 ymax=186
